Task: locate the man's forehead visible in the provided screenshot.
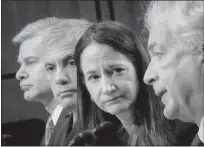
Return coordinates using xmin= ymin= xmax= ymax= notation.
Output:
xmin=19 ymin=35 xmax=49 ymax=59
xmin=148 ymin=42 xmax=165 ymax=52
xmin=45 ymin=49 xmax=74 ymax=62
xmin=18 ymin=42 xmax=41 ymax=61
xmin=148 ymin=26 xmax=177 ymax=51
xmin=21 ymin=36 xmax=43 ymax=47
xmin=148 ymin=26 xmax=165 ymax=45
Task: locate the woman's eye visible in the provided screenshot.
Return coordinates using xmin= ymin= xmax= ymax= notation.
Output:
xmin=45 ymin=65 xmax=55 ymax=72
xmin=67 ymin=59 xmax=76 ymax=67
xmin=112 ymin=68 xmax=125 ymax=75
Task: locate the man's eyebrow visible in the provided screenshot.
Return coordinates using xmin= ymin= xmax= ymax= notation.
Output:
xmin=84 ymin=71 xmax=97 ymax=77
xmin=148 ymin=43 xmax=156 ymax=52
xmin=17 ymin=56 xmax=38 ymax=63
xmin=60 ymin=54 xmax=74 ymax=65
xmin=62 ymin=54 xmax=74 ymax=60
xmin=44 ymin=60 xmax=55 ymax=65
xmin=148 ymin=43 xmax=165 ymax=53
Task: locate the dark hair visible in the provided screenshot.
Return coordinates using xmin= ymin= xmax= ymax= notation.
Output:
xmin=74 ymin=21 xmax=175 ymax=145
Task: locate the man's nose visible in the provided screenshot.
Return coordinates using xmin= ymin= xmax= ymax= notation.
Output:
xmin=143 ymin=63 xmax=158 ymax=85
xmin=16 ymin=66 xmax=28 ymax=81
xmin=55 ymin=69 xmax=70 ymax=85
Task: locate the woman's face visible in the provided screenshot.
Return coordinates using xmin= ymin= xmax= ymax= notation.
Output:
xmin=80 ymin=41 xmax=139 ymax=115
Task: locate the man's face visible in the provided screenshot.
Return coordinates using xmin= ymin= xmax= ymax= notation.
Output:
xmin=44 ymin=47 xmax=77 ymax=109
xmin=16 ymin=36 xmax=53 ymax=103
xmin=143 ymin=25 xmax=204 ymax=123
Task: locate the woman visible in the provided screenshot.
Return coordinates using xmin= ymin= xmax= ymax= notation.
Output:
xmin=74 ymin=21 xmax=175 ymax=145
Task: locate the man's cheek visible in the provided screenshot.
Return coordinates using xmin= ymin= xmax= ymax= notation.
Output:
xmin=170 ymin=69 xmax=192 ymax=109
xmin=46 ymin=75 xmax=52 ymax=82
xmin=163 ymin=98 xmax=179 ymax=120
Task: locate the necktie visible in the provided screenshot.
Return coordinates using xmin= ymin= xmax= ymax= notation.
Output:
xmin=45 ymin=116 xmax=54 ymax=145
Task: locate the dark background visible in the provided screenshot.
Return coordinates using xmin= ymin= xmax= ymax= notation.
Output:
xmin=2 ymin=0 xmax=147 ymax=124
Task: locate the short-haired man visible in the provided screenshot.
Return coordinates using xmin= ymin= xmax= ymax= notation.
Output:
xmin=14 ymin=18 xmax=58 ymax=115
xmin=14 ymin=18 xmax=59 ymax=146
xmin=13 ymin=17 xmax=90 ymax=145
xmin=143 ymin=1 xmax=204 ymax=145
xmin=43 ymin=18 xmax=92 ymax=145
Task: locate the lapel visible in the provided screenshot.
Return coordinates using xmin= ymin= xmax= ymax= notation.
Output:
xmin=54 ymin=108 xmax=70 ymax=131
xmin=59 ymin=113 xmax=74 ymax=145
xmin=48 ymin=108 xmax=72 ymax=145
xmin=64 ymin=120 xmax=82 ymax=145
xmin=40 ymin=135 xmax=45 ymax=146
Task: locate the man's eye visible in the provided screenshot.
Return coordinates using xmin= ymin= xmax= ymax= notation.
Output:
xmin=156 ymin=52 xmax=163 ymax=56
xmin=88 ymin=74 xmax=100 ymax=81
xmin=156 ymin=53 xmax=164 ymax=58
xmin=45 ymin=65 xmax=55 ymax=72
xmin=153 ymin=52 xmax=164 ymax=59
xmin=67 ymin=59 xmax=76 ymax=67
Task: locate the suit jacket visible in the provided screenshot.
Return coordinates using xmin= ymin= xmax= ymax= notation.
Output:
xmin=41 ymin=108 xmax=77 ymax=146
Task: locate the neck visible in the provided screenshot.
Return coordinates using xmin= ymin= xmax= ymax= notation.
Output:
xmin=192 ymin=97 xmax=204 ymax=127
xmin=195 ymin=114 xmax=204 ymax=127
xmin=116 ymin=110 xmax=135 ymax=135
xmin=45 ymin=98 xmax=58 ymax=114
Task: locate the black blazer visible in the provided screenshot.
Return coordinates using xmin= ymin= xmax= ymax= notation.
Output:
xmin=48 ymin=108 xmax=73 ymax=146
xmin=41 ymin=108 xmax=77 ymax=146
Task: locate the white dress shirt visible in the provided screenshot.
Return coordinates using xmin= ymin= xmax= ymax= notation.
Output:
xmin=198 ymin=116 xmax=204 ymax=143
xmin=51 ymin=104 xmax=63 ymax=126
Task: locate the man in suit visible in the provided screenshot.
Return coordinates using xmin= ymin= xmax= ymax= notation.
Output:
xmin=143 ymin=1 xmax=204 ymax=145
xmin=13 ymin=18 xmax=60 ymax=145
xmin=13 ymin=17 xmax=88 ymax=145
xmin=43 ymin=18 xmax=92 ymax=145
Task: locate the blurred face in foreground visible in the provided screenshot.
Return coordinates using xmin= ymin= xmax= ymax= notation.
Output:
xmin=144 ymin=24 xmax=204 ymax=124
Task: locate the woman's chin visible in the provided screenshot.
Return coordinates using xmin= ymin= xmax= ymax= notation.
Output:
xmin=105 ymin=107 xmax=126 ymax=116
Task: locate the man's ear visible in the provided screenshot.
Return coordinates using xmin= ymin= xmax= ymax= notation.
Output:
xmin=197 ymin=44 xmax=204 ymax=65
xmin=201 ymin=44 xmax=204 ymax=64
xmin=200 ymin=44 xmax=204 ymax=70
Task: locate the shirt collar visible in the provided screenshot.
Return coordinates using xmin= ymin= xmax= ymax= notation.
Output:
xmin=51 ymin=104 xmax=63 ymax=126
xmin=198 ymin=116 xmax=204 ymax=143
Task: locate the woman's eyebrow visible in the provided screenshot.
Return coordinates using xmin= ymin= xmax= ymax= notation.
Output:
xmin=105 ymin=63 xmax=124 ymax=68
